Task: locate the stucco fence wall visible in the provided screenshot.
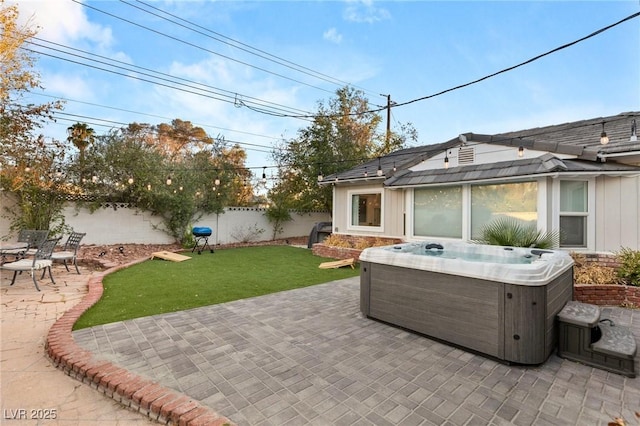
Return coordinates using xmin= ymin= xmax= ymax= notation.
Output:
xmin=0 ymin=192 xmax=331 ymax=246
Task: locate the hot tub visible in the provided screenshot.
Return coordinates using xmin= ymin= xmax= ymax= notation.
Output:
xmin=359 ymin=241 xmax=574 ymax=364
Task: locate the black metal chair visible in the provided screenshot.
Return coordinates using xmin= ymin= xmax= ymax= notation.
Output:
xmin=51 ymin=231 xmax=86 ymax=274
xmin=24 ymin=230 xmax=51 ymax=256
xmin=0 ymin=237 xmax=60 ymax=291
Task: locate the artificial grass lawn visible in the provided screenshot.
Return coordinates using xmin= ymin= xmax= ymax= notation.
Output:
xmin=74 ymin=245 xmax=360 ymax=329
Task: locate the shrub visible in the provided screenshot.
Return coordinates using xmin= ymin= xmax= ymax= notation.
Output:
xmin=571 ymin=253 xmax=618 ymax=285
xmin=616 ymin=247 xmax=640 ymax=286
xmin=474 ymin=217 xmax=559 ymax=249
xmin=322 ymin=234 xmax=352 ymax=248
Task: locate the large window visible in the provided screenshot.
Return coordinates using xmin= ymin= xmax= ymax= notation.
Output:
xmin=414 ymin=187 xmax=462 ymax=238
xmin=470 ymin=182 xmax=538 ymax=239
xmin=559 ymin=181 xmax=588 ymax=247
xmin=350 ymin=192 xmax=382 ymax=228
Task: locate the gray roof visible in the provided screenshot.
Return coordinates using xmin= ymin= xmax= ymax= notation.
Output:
xmin=386 ymin=154 xmax=640 ymax=187
xmin=322 ymin=111 xmax=640 ymax=186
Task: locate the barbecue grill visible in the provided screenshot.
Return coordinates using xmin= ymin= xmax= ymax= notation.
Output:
xmin=192 ymin=227 xmax=214 ymax=254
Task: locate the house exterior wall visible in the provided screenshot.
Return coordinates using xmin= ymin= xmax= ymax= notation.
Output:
xmin=331 ymin=183 xmax=405 ymax=239
xmin=0 ymin=192 xmax=331 ymax=245
xmin=329 ymin=173 xmax=640 ymax=253
xmin=594 ymin=175 xmax=640 ymax=252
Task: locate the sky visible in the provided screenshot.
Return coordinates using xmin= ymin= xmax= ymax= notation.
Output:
xmin=12 ymin=0 xmax=640 ymax=176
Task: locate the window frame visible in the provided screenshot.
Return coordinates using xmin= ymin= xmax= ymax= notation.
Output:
xmin=553 ymin=178 xmax=595 ymax=250
xmin=347 ymin=188 xmax=384 ymax=232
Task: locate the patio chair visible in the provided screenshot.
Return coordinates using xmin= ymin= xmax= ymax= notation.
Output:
xmin=24 ymin=230 xmax=50 ymax=256
xmin=51 ymin=231 xmax=86 ymax=274
xmin=0 ymin=237 xmax=60 ymax=291
xmin=0 ymin=229 xmax=43 ymax=260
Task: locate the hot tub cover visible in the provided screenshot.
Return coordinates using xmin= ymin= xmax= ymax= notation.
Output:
xmin=359 ymin=241 xmax=574 ymax=286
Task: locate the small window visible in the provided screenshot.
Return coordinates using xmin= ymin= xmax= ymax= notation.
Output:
xmin=350 ymin=193 xmax=381 ymax=227
xmin=560 ymin=181 xmax=588 ymax=247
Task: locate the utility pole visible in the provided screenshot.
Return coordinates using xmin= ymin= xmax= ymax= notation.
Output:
xmin=381 ymin=94 xmax=392 ymax=149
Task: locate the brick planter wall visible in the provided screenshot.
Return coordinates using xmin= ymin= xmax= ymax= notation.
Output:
xmin=574 ymin=284 xmax=640 ymax=308
xmin=312 ymin=237 xmax=402 ymax=261
xmin=313 ymin=244 xmax=365 ymax=261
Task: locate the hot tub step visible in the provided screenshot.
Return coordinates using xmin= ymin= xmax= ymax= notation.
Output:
xmin=557 ymin=301 xmax=637 ymax=378
xmin=590 ymin=320 xmax=637 ymax=377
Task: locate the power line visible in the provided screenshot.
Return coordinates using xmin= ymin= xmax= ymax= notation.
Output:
xmin=25 ymin=37 xmax=314 ymax=118
xmin=29 ymin=92 xmax=284 ymax=143
xmin=123 ymin=0 xmax=380 ymax=98
xmin=246 ymin=10 xmax=640 ymax=119
xmin=71 ymin=0 xmax=340 ymax=95
xmin=393 ymin=11 xmax=640 ymax=109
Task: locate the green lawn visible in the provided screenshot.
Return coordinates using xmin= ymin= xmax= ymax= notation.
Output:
xmin=74 ymin=245 xmax=359 ymax=329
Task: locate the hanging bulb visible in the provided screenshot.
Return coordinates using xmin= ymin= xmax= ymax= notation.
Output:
xmin=518 ymin=146 xmax=524 ymax=157
xmin=25 ymin=163 xmax=31 ymax=172
xmin=147 ymin=183 xmax=151 ymax=191
xmin=317 ymin=170 xmax=324 ymax=182
xmin=364 ymin=167 xmax=368 ymax=177
xmin=444 ymin=152 xmax=449 ymax=169
xmin=92 ymin=175 xmax=98 ymax=183
xmin=376 ymin=157 xmax=383 ymax=176
xmin=392 ymin=162 xmax=396 ymax=172
xmin=600 ymin=122 xmax=609 ymax=145
xmin=166 ymin=176 xmax=172 ymax=185
xmin=55 ymin=168 xmax=62 ymax=178
xmin=128 ymin=177 xmax=134 ymax=184
xmin=262 ymin=167 xmax=267 ymax=184
xmin=214 ymin=177 xmax=220 ymax=186
xmin=630 ymin=119 xmax=637 ymax=142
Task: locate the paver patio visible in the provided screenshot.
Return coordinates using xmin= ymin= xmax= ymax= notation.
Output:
xmin=73 ymin=277 xmax=640 ymax=426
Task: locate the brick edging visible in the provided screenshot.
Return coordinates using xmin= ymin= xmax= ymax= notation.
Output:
xmin=45 ymin=256 xmax=235 ymax=426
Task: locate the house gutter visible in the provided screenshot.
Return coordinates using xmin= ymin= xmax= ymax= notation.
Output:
xmin=383 ymin=170 xmax=640 ymax=189
xmin=597 ymin=150 xmax=640 ymax=161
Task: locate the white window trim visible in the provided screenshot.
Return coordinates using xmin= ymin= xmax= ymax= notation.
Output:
xmin=347 ymin=188 xmax=384 ymax=232
xmin=552 ymin=177 xmax=595 ymax=251
xmin=408 ymin=179 xmax=545 ymax=242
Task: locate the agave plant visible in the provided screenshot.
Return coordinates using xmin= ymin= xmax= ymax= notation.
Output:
xmin=474 ymin=217 xmax=559 ymax=249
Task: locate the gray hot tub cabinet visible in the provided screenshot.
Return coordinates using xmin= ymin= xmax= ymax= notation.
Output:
xmin=360 ymin=262 xmax=574 ymax=365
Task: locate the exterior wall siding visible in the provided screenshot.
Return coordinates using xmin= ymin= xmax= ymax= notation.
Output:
xmin=594 ymin=175 xmax=640 ymax=252
xmin=332 ymin=184 xmax=405 ymax=239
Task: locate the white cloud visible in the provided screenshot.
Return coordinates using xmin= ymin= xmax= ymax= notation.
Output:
xmin=343 ymin=0 xmax=390 ymax=24
xmin=42 ymin=72 xmax=95 ymax=100
xmin=323 ymin=28 xmax=343 ymax=44
xmin=12 ymin=0 xmax=114 ymax=49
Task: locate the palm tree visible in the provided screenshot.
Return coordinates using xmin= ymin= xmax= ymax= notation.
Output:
xmin=67 ymin=122 xmax=95 ymax=181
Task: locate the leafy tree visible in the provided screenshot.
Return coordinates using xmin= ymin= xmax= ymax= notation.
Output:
xmin=270 ymin=86 xmax=416 ymax=212
xmin=0 ymin=0 xmax=66 ymax=234
xmin=73 ymin=123 xmax=254 ymax=245
xmin=155 ymin=118 xmax=214 ymax=160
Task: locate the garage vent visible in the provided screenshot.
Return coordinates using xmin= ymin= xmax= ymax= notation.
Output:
xmin=458 ymin=147 xmax=475 ymax=165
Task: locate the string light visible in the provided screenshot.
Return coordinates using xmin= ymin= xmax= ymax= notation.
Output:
xmin=600 ymin=122 xmax=609 ymax=145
